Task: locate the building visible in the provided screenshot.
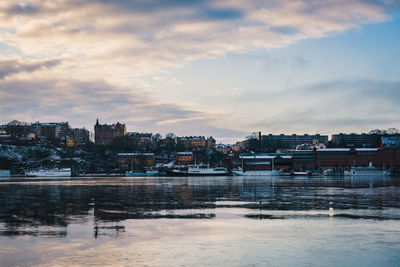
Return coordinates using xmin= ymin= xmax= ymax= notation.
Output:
xmin=216 ymin=144 xmax=234 ymax=154
xmin=70 ymin=128 xmax=90 ymax=145
xmin=94 ymin=119 xmax=126 ymax=145
xmin=381 ymin=136 xmax=400 ymax=148
xmin=30 ymin=122 xmax=69 ymax=141
xmin=177 ymin=136 xmax=207 ymax=149
xmin=292 ymin=150 xmax=316 ymax=170
xmin=296 ymin=138 xmax=326 ymax=150
xmin=0 ymin=128 xmax=10 ymax=142
xmin=177 ymin=136 xmax=216 ymax=150
xmin=378 ymin=148 xmax=400 ymax=170
xmin=116 ymin=153 xmax=155 ymax=169
xmin=66 ymin=137 xmax=76 ymax=147
xmin=207 ymin=136 xmax=216 ymax=150
xmin=315 ymin=148 xmax=384 ymax=170
xmin=126 ymin=132 xmax=152 ymax=149
xmin=331 ymin=133 xmax=380 ymax=148
xmin=261 ymin=134 xmax=328 ymax=150
xmin=233 ymin=153 xmax=292 ymax=171
xmin=176 ymin=152 xmax=194 ymax=163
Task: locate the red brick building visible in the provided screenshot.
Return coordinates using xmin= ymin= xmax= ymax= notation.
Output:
xmin=94 ymin=119 xmax=126 ymax=145
xmin=315 ymin=148 xmax=400 ymax=171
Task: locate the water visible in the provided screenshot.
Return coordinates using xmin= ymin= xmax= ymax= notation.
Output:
xmin=0 ymin=176 xmax=399 ymax=266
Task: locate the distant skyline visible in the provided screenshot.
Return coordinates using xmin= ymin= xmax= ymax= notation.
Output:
xmin=0 ymin=0 xmax=399 ymax=143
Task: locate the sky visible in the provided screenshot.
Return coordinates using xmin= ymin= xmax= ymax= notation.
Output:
xmin=0 ymin=0 xmax=399 ymax=143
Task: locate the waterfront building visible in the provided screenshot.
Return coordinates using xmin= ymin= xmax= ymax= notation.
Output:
xmin=94 ymin=119 xmax=126 ymax=145
xmin=233 ymin=153 xmax=292 ymax=171
xmin=378 ymin=148 xmax=400 ymax=170
xmin=292 ymin=150 xmax=316 ymax=170
xmin=261 ymin=134 xmax=328 ymax=150
xmin=176 ymin=152 xmax=194 ymax=163
xmin=116 ymin=153 xmax=155 ymax=168
xmin=315 ymin=148 xmax=383 ymax=171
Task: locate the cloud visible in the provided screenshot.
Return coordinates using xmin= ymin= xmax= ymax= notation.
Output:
xmin=0 ymin=0 xmax=397 ymax=140
xmin=227 ymin=79 xmax=400 ymax=133
xmin=0 ymin=58 xmax=61 ymax=79
xmin=0 ymin=0 xmax=393 ymax=81
xmin=0 ymin=77 xmax=245 ymax=138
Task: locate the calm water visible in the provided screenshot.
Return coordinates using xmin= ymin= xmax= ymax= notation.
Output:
xmin=0 ymin=176 xmax=399 ymax=266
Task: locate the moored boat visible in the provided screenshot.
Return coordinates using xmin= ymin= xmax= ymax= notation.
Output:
xmin=187 ymin=165 xmax=228 ymax=176
xmin=167 ymin=165 xmax=228 ymax=176
xmin=125 ymin=169 xmax=159 ymax=177
xmin=344 ymin=163 xmax=389 ymax=176
xmin=25 ymin=168 xmax=71 ymax=177
xmin=0 ymin=169 xmax=11 ymax=177
xmin=231 ymin=167 xmax=281 ymax=176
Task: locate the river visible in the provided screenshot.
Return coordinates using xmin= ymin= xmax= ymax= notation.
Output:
xmin=0 ymin=176 xmax=399 ymax=266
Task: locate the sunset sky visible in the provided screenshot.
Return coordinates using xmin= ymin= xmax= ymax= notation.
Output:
xmin=0 ymin=0 xmax=399 ymax=143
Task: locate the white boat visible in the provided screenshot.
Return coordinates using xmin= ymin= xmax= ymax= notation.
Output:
xmin=25 ymin=168 xmax=71 ymax=177
xmin=168 ymin=165 xmax=228 ymax=176
xmin=187 ymin=165 xmax=228 ymax=176
xmin=0 ymin=169 xmax=11 ymax=177
xmin=344 ymin=163 xmax=389 ymax=176
xmin=231 ymin=167 xmax=282 ymax=176
xmin=125 ymin=169 xmax=159 ymax=177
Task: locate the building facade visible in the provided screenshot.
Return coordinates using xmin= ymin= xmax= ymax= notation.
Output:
xmin=261 ymin=134 xmax=328 ymax=149
xmin=94 ymin=119 xmax=126 ymax=145
xmin=331 ymin=133 xmax=380 ymax=148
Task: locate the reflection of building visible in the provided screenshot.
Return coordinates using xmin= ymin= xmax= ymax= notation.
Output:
xmin=94 ymin=119 xmax=126 ymax=145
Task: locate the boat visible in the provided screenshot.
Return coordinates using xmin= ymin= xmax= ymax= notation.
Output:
xmin=125 ymin=155 xmax=159 ymax=177
xmin=0 ymin=169 xmax=11 ymax=177
xmin=231 ymin=167 xmax=282 ymax=176
xmin=187 ymin=165 xmax=228 ymax=176
xmin=125 ymin=169 xmax=159 ymax=177
xmin=25 ymin=168 xmax=71 ymax=177
xmin=291 ymin=171 xmax=311 ymax=176
xmin=344 ymin=162 xmax=389 ymax=176
xmin=167 ymin=165 xmax=228 ymax=176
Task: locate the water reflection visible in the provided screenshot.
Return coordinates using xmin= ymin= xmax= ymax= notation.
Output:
xmin=0 ymin=176 xmax=399 ymax=237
